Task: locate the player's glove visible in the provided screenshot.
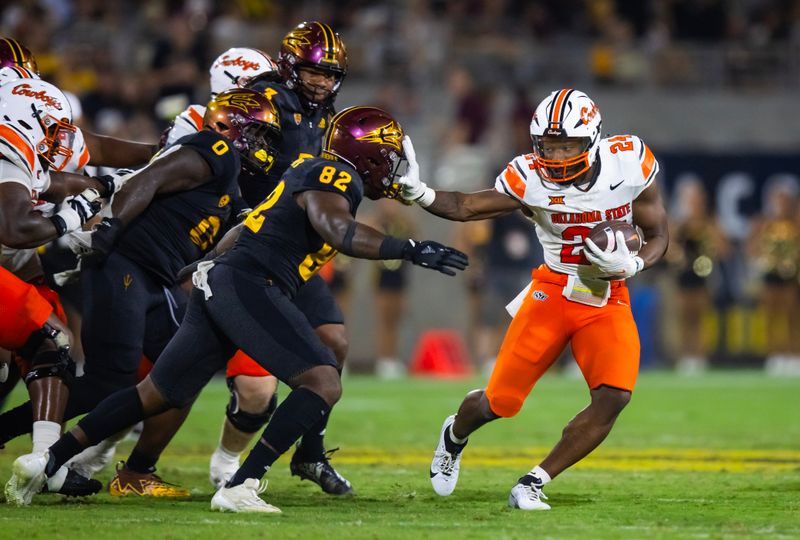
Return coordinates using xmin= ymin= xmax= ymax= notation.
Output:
xmin=583 ymin=231 xmax=644 ymax=279
xmin=49 ymin=188 xmax=103 ymax=237
xmin=397 ymin=136 xmax=435 ymax=207
xmin=402 ymin=240 xmax=469 ymax=276
xmin=94 ymin=168 xmax=137 ymax=197
xmin=77 ymin=217 xmax=124 ymax=266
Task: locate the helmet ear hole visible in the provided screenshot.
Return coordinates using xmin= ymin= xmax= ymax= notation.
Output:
xmin=215 ymin=121 xmax=230 ymax=132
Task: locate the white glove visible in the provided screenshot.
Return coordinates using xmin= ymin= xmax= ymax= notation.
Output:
xmin=50 ymin=187 xmax=103 ymax=236
xmin=62 ymin=229 xmax=94 ymax=256
xmin=584 ymin=230 xmax=644 ymax=279
xmin=397 ymin=136 xmax=435 ymax=206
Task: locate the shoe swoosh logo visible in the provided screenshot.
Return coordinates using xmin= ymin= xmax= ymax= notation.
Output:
xmin=609 ymin=180 xmax=624 ymax=190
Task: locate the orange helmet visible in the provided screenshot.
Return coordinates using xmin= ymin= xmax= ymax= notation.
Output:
xmin=204 ymin=89 xmax=281 ymax=174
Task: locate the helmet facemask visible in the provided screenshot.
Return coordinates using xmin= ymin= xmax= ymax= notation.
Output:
xmin=361 ymin=147 xmax=405 ymax=200
xmin=32 ymin=104 xmax=76 ymax=172
xmin=532 ymin=135 xmax=593 ymax=184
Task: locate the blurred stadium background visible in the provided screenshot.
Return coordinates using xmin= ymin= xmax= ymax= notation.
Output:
xmin=1 ymin=2 xmax=799 ymax=537
xmin=4 ymin=0 xmax=800 ymax=372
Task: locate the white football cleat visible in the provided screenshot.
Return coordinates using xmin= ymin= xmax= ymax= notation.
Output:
xmin=5 ymin=452 xmax=48 ymax=506
xmin=209 ymin=448 xmax=240 ymax=489
xmin=430 ymin=415 xmax=465 ymax=496
xmin=508 ymin=481 xmax=551 ymax=510
xmin=68 ymin=435 xmax=122 ymax=479
xmin=210 ymin=478 xmax=281 ymax=514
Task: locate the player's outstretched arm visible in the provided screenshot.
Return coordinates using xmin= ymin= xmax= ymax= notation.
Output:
xmin=109 ymin=147 xmax=211 ymax=226
xmin=42 ymin=171 xmax=112 ymax=202
xmin=397 ymin=136 xmax=522 ymax=221
xmin=82 ymin=130 xmax=157 ymax=168
xmin=632 ymin=181 xmax=669 ymax=269
xmin=302 ymin=190 xmax=468 ymax=276
xmin=0 ymin=182 xmax=100 ymax=248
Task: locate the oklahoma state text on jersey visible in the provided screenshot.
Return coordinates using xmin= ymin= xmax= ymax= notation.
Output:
xmin=494 ymin=135 xmax=658 ymax=275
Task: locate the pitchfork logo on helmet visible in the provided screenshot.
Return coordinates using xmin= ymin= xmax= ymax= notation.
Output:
xmin=203 ymin=88 xmax=281 ymax=174
xmin=0 ymin=79 xmax=76 ymax=173
xmin=323 ymin=106 xmax=405 ymax=200
xmin=278 ymin=21 xmax=347 ymax=109
xmin=208 ymin=47 xmax=277 ymax=97
xmin=0 ymin=37 xmax=38 ymax=74
xmin=530 ymin=89 xmax=602 ymax=184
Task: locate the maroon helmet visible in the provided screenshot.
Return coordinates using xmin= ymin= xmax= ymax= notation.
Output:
xmin=277 ymin=21 xmax=347 ymax=109
xmin=204 ymin=88 xmax=282 ymax=174
xmin=322 ymin=106 xmax=405 ymax=200
xmin=0 ymin=37 xmax=38 ymax=73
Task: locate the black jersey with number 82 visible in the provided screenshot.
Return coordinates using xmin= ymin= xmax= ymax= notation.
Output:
xmin=218 ymin=156 xmax=363 ymax=296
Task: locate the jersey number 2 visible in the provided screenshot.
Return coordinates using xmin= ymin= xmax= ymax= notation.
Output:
xmin=244 ymin=181 xmax=286 ymax=233
xmin=560 ymin=226 xmax=591 ymax=264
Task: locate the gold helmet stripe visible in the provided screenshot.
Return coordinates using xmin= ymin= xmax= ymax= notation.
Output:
xmin=1 ymin=38 xmax=20 ymax=63
xmin=318 ymin=22 xmax=338 ymax=63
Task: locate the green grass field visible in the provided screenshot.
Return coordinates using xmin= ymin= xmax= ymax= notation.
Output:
xmin=0 ymin=372 xmax=798 ymax=539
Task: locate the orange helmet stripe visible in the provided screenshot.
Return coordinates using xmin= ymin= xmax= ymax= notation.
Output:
xmin=640 ymin=143 xmax=656 ymax=179
xmin=0 ymin=124 xmax=35 ymax=172
xmin=549 ymin=88 xmax=571 ymax=128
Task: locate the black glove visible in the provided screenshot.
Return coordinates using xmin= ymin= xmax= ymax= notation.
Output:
xmin=81 ymin=217 xmax=123 ymax=265
xmin=94 ymin=168 xmax=136 ymax=197
xmin=402 ymin=240 xmax=469 ymax=276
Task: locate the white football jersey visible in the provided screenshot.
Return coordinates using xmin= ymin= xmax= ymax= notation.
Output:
xmin=0 ymin=124 xmax=90 ymax=273
xmin=494 ymin=134 xmax=659 ymax=276
xmin=164 ymin=104 xmax=206 ymax=148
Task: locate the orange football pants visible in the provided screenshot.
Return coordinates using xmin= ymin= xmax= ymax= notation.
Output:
xmin=226 ymin=349 xmax=272 ymax=378
xmin=485 ymin=265 xmax=640 ymax=418
xmin=0 ymin=266 xmax=56 ymax=350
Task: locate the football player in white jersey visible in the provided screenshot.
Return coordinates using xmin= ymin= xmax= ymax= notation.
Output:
xmin=0 ymin=78 xmax=121 ymax=500
xmin=398 ymin=89 xmax=669 ymax=510
xmin=162 ymin=47 xmax=277 ymax=148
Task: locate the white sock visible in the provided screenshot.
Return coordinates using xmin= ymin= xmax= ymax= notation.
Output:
xmin=32 ymin=420 xmax=61 ymax=454
xmin=529 ymin=465 xmax=551 ymax=486
xmin=217 ymin=444 xmax=242 ymax=462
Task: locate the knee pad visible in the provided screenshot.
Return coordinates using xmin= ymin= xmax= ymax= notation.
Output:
xmin=225 ymin=380 xmax=278 ymax=434
xmin=486 ymin=391 xmax=523 ymax=418
xmin=22 ymin=323 xmax=75 ymax=387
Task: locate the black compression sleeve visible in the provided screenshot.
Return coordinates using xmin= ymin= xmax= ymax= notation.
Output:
xmin=342 ymin=221 xmax=357 ymax=253
xmin=379 ymin=236 xmax=410 ymax=260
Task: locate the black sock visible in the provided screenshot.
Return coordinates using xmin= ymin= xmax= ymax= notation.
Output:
xmin=75 ymin=386 xmax=145 ymax=446
xmin=45 ymin=432 xmax=84 ymax=477
xmin=126 ymin=448 xmax=158 ymax=474
xmin=444 ymin=425 xmax=467 ymax=454
xmin=294 ymin=410 xmax=330 ymax=462
xmin=0 ymin=401 xmax=34 ymax=443
xmin=227 ymin=387 xmax=331 ymax=487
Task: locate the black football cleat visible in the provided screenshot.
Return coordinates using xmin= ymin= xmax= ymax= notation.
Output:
xmin=290 ymin=447 xmax=353 ymax=495
xmin=44 ymin=468 xmax=103 ymax=497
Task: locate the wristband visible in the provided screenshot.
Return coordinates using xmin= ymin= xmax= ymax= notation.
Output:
xmin=51 ymin=207 xmax=81 ymax=237
xmin=49 ymin=215 xmax=68 ymax=237
xmin=379 ymin=236 xmax=410 ymax=260
xmin=633 ymin=256 xmax=645 ymax=275
xmin=415 ymin=186 xmax=436 ymax=207
xmin=342 ymin=221 xmax=357 ymax=253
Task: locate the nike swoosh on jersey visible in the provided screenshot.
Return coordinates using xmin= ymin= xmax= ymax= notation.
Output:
xmin=609 ymin=180 xmax=624 ymax=190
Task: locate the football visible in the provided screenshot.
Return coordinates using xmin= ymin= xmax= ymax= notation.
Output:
xmin=585 ymin=220 xmax=643 ymax=253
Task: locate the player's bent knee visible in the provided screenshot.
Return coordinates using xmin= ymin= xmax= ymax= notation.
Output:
xmin=592 ymin=385 xmax=632 ymax=415
xmin=226 ymin=385 xmax=278 ymax=434
xmin=316 ymin=325 xmax=348 ymax=367
xmin=486 ymin=391 xmax=523 ymax=418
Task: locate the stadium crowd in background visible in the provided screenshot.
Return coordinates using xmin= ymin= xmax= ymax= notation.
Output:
xmin=3 ymin=0 xmax=800 ymax=375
